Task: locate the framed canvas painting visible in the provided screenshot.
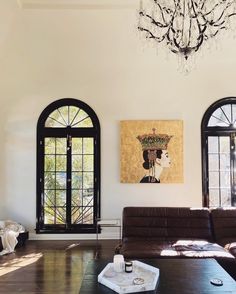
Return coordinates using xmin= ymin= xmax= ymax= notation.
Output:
xmin=120 ymin=120 xmax=183 ymax=183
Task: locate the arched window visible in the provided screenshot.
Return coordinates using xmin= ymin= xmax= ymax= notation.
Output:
xmin=36 ymin=98 xmax=100 ymax=233
xmin=201 ymin=97 xmax=236 ymax=208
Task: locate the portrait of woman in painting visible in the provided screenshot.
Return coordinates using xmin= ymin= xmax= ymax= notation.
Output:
xmin=137 ymin=128 xmax=172 ymax=183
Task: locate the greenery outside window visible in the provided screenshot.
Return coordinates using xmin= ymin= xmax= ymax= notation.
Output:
xmin=201 ymin=97 xmax=236 ymax=208
xmin=36 ymin=98 xmax=100 ymax=233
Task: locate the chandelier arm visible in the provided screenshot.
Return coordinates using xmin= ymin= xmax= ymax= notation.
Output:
xmin=203 ymin=1 xmax=234 ymax=17
xmin=139 ymin=11 xmax=169 ymax=28
xmin=138 ymin=26 xmax=166 ymax=42
xmin=191 ymin=0 xmax=202 ymax=19
xmin=212 ymin=8 xmax=236 ymax=26
xmin=212 ymin=3 xmax=234 ymax=25
xmin=195 ymin=33 xmax=204 ymax=52
xmin=202 ymin=0 xmax=235 ymax=27
xmin=171 ymin=28 xmax=204 ymax=52
xmin=199 ymin=0 xmax=206 ymax=11
xmin=173 ymin=0 xmax=181 ymax=11
xmin=201 ymin=10 xmax=235 ymax=29
xmin=228 ymin=12 xmax=236 ymax=18
xmin=205 ymin=10 xmax=236 ymax=28
xmin=153 ymin=0 xmax=174 ymax=24
xmin=189 ymin=0 xmax=207 ymax=45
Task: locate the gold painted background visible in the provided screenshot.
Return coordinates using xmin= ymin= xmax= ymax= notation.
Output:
xmin=120 ymin=120 xmax=183 ymax=183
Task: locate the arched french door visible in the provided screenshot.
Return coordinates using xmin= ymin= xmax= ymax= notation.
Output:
xmin=202 ymin=97 xmax=236 ymax=207
xmin=36 ymin=98 xmax=100 ymax=233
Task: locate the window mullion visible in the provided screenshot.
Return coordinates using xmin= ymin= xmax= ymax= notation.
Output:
xmin=218 ymin=137 xmax=221 ymax=207
xmin=230 ymin=133 xmax=236 ymax=206
xmin=37 ymin=138 xmax=45 ymax=231
xmin=66 ymin=135 xmax=72 ymax=228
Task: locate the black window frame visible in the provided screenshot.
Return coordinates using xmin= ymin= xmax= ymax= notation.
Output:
xmin=36 ymin=98 xmax=100 ymax=234
xmin=201 ymin=97 xmax=236 ymax=207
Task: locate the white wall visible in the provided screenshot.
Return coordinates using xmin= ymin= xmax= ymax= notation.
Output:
xmin=1 ymin=0 xmax=236 ymax=239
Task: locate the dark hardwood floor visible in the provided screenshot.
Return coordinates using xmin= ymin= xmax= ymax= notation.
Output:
xmin=0 ymin=240 xmax=119 ymax=294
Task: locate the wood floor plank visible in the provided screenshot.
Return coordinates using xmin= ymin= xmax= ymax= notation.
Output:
xmin=0 ymin=240 xmax=118 ymax=293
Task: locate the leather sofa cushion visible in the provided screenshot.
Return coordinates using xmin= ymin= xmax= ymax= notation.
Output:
xmin=120 ymin=239 xmax=173 ymax=259
xmin=211 ymin=208 xmax=236 ymax=246
xmin=120 ymin=238 xmax=234 ymax=259
xmin=123 ymin=207 xmax=213 ymax=242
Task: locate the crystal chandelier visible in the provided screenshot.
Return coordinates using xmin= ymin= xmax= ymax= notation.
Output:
xmin=138 ymin=0 xmax=236 ymax=60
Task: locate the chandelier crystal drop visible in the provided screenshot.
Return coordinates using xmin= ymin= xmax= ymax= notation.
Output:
xmin=138 ymin=0 xmax=236 ymax=60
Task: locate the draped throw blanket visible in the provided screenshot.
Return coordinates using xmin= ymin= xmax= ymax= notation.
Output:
xmin=0 ymin=220 xmax=25 ymax=255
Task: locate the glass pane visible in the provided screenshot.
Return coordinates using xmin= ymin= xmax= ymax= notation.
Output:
xmin=220 ymin=171 xmax=230 ymax=188
xmin=56 ymin=190 xmax=66 ymax=206
xmin=45 ymin=138 xmax=55 ymax=154
xmin=209 ymin=171 xmax=219 ymax=188
xmin=72 ymin=109 xmax=87 ymax=125
xmin=71 ymin=206 xmax=93 ymax=224
xmin=220 ymin=153 xmax=230 ymax=171
xmin=56 ymin=172 xmax=66 ymax=189
xmin=44 ymin=155 xmax=55 ymax=171
xmin=83 ymin=194 xmax=93 ymax=206
xmin=45 ymin=117 xmax=66 ymax=128
xmin=55 ymin=207 xmax=66 ymax=224
xmin=56 ymin=138 xmax=67 ymax=154
xmin=208 ymin=137 xmax=218 ymax=153
xmin=76 ymin=117 xmax=93 ymax=128
xmin=221 ymin=105 xmax=232 ymax=124
xmin=44 ymin=172 xmax=55 ymax=189
xmin=83 ymin=206 xmax=93 ymax=224
xmin=72 ymin=109 xmax=93 ymax=127
xmin=83 ymin=172 xmax=94 ymax=189
xmin=208 ymin=116 xmax=220 ymax=127
xmin=208 ymin=154 xmax=219 ymax=171
xmin=221 ymin=188 xmax=231 ymax=206
xmin=208 ymin=135 xmax=231 ymax=208
xmin=44 ymin=190 xmax=55 ymax=206
xmin=71 ymin=207 xmax=82 ymax=224
xmin=208 ymin=108 xmax=230 ymax=127
xmin=58 ymin=106 xmax=69 ymax=125
xmin=44 ymin=207 xmax=55 ymax=224
xmin=72 ymin=138 xmax=82 ymax=154
xmin=72 ymin=190 xmax=82 ymax=206
xmin=83 ymin=155 xmax=93 ymax=171
xmin=72 ymin=155 xmax=82 ymax=171
xmin=219 ymin=136 xmax=230 ymax=153
xmin=56 ymin=155 xmax=67 ymax=171
xmin=69 ymin=106 xmax=80 ymax=125
xmin=72 ymin=172 xmax=83 ymax=189
xmin=83 ymin=138 xmax=94 ymax=154
xmin=209 ymin=189 xmax=220 ymax=207
xmin=45 ymin=108 xmax=67 ymax=127
xmin=84 ymin=188 xmax=93 ymax=197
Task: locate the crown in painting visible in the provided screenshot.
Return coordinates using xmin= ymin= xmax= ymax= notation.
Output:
xmin=137 ymin=128 xmax=172 ymax=151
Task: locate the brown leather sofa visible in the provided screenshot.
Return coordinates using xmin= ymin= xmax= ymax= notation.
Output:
xmin=118 ymin=207 xmax=236 ymax=280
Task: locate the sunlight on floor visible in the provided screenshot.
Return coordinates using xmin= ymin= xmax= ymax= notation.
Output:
xmin=65 ymin=243 xmax=80 ymax=251
xmin=0 ymin=253 xmax=43 ymax=276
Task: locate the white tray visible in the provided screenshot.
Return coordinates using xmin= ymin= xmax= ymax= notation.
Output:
xmin=98 ymin=260 xmax=159 ymax=294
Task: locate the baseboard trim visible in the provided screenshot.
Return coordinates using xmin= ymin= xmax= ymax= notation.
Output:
xmin=29 ymin=232 xmax=120 ymax=240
